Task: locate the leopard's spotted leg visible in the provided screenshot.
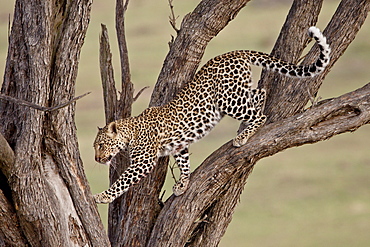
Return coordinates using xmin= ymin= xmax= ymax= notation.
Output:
xmin=252 ymin=88 xmax=266 ymax=113
xmin=233 ymin=113 xmax=266 ymax=147
xmin=233 ymin=89 xmax=267 ymax=147
xmin=94 ymin=145 xmax=158 ymax=204
xmin=172 ymin=147 xmax=190 ymax=196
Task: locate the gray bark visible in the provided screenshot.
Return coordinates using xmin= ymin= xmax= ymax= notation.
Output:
xmin=0 ymin=0 xmax=109 ymax=246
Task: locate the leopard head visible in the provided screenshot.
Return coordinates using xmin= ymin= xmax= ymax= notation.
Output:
xmin=93 ymin=121 xmax=129 ymax=165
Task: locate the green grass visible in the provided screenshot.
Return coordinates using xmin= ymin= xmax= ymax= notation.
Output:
xmin=1 ymin=0 xmax=369 ymax=246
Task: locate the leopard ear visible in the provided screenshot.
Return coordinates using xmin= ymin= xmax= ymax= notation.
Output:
xmin=97 ymin=126 xmax=103 ymax=131
xmin=107 ymin=122 xmax=118 ymax=138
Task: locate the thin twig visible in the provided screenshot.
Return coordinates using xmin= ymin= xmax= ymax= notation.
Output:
xmin=133 ymin=86 xmax=149 ymax=102
xmin=168 ymin=0 xmax=180 ymax=33
xmin=307 ymin=88 xmax=321 ymax=107
xmin=168 ymin=160 xmax=178 ymax=184
xmin=158 ymin=190 xmax=166 ymax=208
xmin=123 ymin=0 xmax=129 ymax=11
xmin=0 ymin=92 xmax=91 ymax=112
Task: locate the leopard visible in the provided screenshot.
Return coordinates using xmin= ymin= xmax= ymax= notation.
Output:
xmin=93 ymin=26 xmax=330 ymax=204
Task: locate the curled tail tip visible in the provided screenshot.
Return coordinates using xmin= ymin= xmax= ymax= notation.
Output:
xmin=308 ymin=26 xmax=331 ymax=53
xmin=308 ymin=26 xmax=321 ymax=37
xmin=308 ymin=26 xmax=327 ymax=45
xmin=307 ymin=26 xmax=331 ymax=75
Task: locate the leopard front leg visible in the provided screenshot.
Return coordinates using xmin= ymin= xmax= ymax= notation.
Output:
xmin=94 ymin=191 xmax=117 ymax=204
xmin=94 ymin=146 xmax=157 ymax=204
xmin=172 ymin=147 xmax=190 ymax=196
xmin=93 ymin=166 xmax=137 ymax=203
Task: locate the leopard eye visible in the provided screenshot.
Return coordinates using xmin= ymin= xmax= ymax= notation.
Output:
xmin=98 ymin=143 xmax=104 ymax=150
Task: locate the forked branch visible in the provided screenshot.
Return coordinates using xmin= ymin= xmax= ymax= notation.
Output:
xmin=148 ymin=0 xmax=370 ymax=246
xmin=149 ymin=82 xmax=370 ymax=246
xmin=168 ymin=0 xmax=180 ymax=33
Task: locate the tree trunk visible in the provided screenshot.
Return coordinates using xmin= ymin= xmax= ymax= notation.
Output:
xmin=1 ymin=0 xmax=369 ymax=246
xmin=0 ymin=0 xmax=109 ymax=246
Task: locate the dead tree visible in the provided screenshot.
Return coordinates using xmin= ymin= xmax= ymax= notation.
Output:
xmin=0 ymin=0 xmax=109 ymax=246
xmin=0 ymin=0 xmax=369 ymax=246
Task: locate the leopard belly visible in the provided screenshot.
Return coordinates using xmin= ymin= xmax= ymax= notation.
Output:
xmin=158 ymin=105 xmax=222 ymax=157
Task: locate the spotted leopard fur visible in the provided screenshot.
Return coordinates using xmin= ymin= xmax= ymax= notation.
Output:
xmin=93 ymin=27 xmax=330 ymax=203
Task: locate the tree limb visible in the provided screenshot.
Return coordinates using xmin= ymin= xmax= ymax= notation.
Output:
xmin=148 ymin=0 xmax=370 ymax=246
xmin=133 ymin=86 xmax=150 ymax=102
xmin=106 ymin=1 xmax=136 ymax=245
xmin=149 ymin=81 xmax=370 ymax=246
xmin=259 ymin=0 xmax=370 ymax=124
xmin=100 ymin=24 xmax=119 ymax=123
xmin=150 ymin=0 xmax=251 ymax=107
xmin=0 ymin=92 xmax=90 ymax=112
xmin=116 ymin=0 xmax=133 ymax=119
xmin=168 ymin=0 xmax=180 ymax=33
xmin=1 ymin=0 xmax=109 ymax=245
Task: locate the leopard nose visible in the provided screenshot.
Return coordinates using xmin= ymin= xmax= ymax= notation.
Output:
xmin=95 ymin=156 xmax=101 ymax=163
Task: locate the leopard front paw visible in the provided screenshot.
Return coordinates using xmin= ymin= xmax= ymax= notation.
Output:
xmin=172 ymin=178 xmax=189 ymax=196
xmin=93 ymin=192 xmax=114 ymax=204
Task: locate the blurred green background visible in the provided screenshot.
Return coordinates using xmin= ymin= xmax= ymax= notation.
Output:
xmin=1 ymin=0 xmax=369 ymax=246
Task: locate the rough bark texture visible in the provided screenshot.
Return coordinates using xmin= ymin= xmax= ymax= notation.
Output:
xmin=148 ymin=81 xmax=370 ymax=246
xmin=116 ymin=0 xmax=133 ymax=119
xmin=1 ymin=0 xmax=368 ymax=246
xmin=0 ymin=133 xmax=27 ymax=246
xmin=259 ymin=0 xmax=370 ymax=123
xmin=0 ymin=0 xmax=109 ymax=246
xmin=97 ymin=0 xmax=370 ymax=246
xmin=99 ymin=1 xmax=252 ymax=247
xmin=99 ymin=1 xmax=138 ymax=246
xmin=100 ymin=24 xmax=119 ymax=124
xmin=147 ymin=0 xmax=370 ymax=246
xmin=150 ymin=0 xmax=251 ymax=107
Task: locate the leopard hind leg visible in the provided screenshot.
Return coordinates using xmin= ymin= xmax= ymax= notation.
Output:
xmin=233 ymin=88 xmax=267 ymax=147
xmin=252 ymin=88 xmax=266 ymax=113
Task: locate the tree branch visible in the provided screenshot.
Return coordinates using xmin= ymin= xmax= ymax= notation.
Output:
xmin=168 ymin=0 xmax=180 ymax=33
xmin=133 ymin=86 xmax=150 ymax=102
xmin=148 ymin=0 xmax=370 ymax=246
xmin=100 ymin=24 xmax=118 ymax=123
xmin=116 ymin=0 xmax=133 ymax=119
xmin=0 ymin=92 xmax=90 ymax=112
xmin=259 ymin=0 xmax=370 ymax=124
xmin=105 ymin=1 xmax=136 ymax=245
xmin=1 ymin=0 xmax=109 ymax=245
xmin=149 ymin=81 xmax=370 ymax=246
xmin=150 ymin=0 xmax=251 ymax=106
